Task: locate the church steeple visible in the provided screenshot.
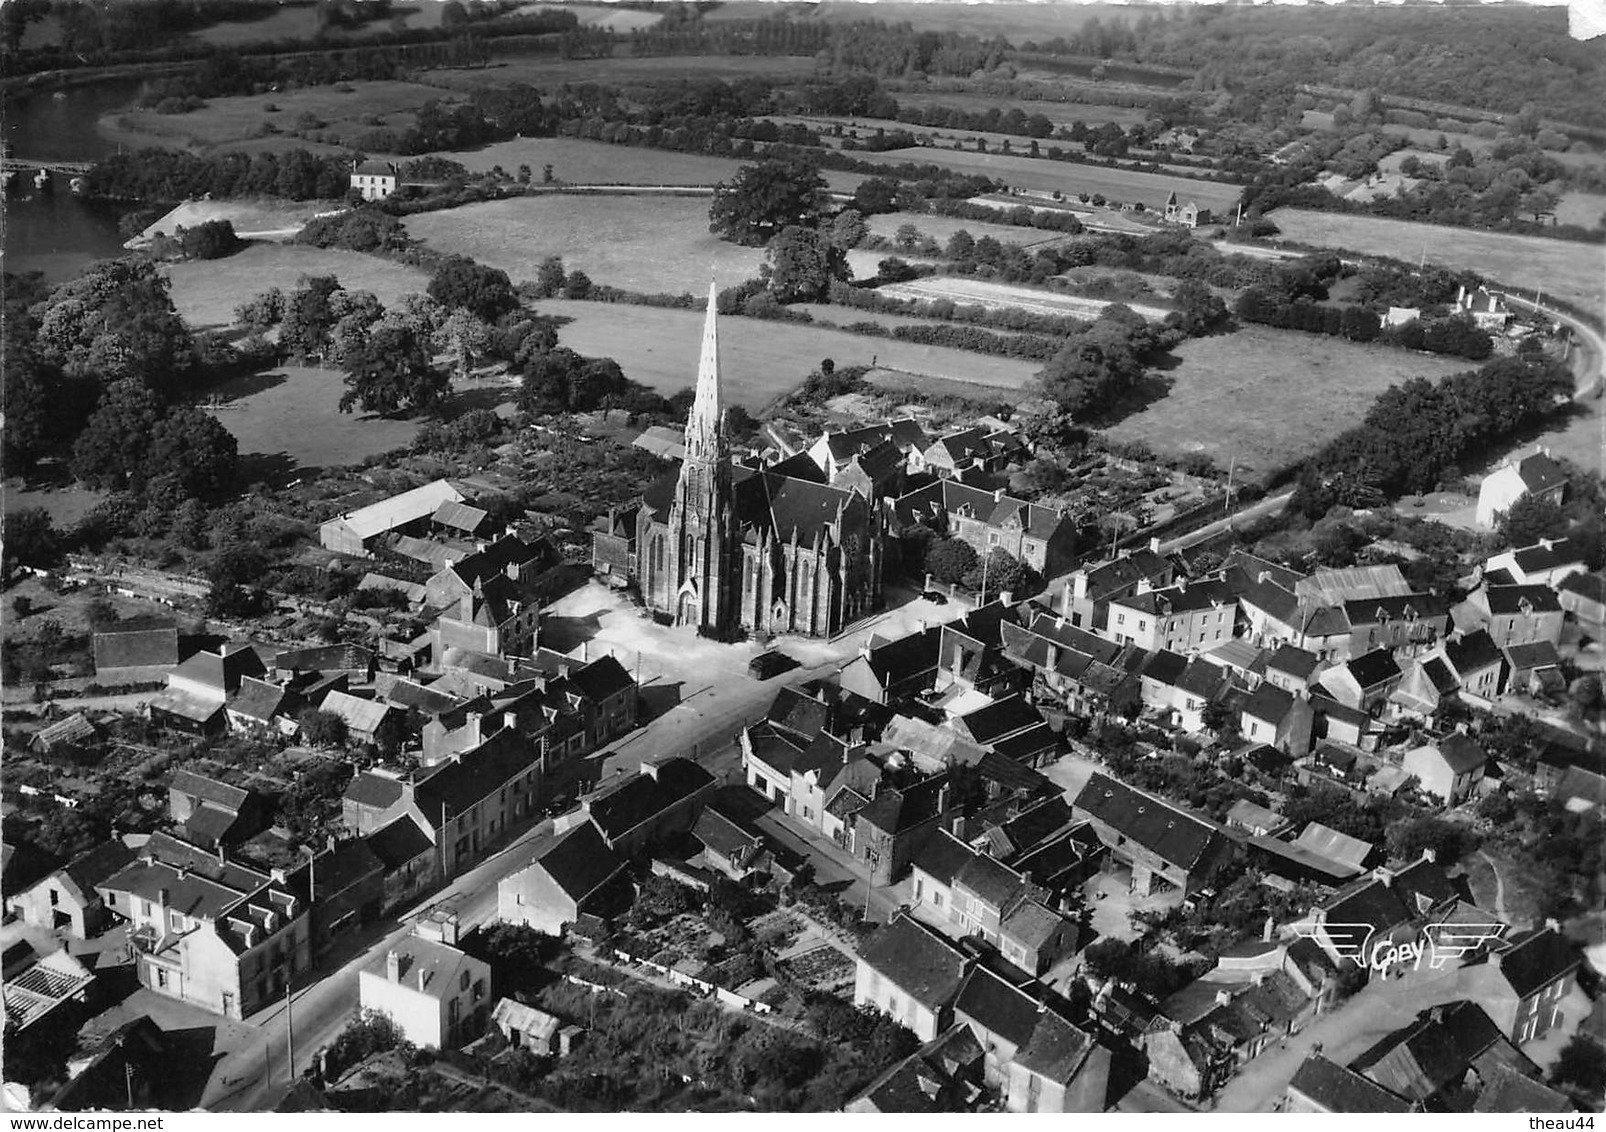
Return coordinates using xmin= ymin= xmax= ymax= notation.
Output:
xmin=685 ymin=281 xmax=725 ymax=462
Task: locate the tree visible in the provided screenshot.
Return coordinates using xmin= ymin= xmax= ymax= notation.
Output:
xmin=851 ymin=176 xmax=900 ymax=216
xmin=1551 ymin=1035 xmax=1606 ymax=1099
xmin=71 ymin=379 xmax=163 ymax=490
xmin=279 ymin=274 xmax=343 ymax=362
xmin=234 ymin=287 xmax=285 ymax=334
xmin=2 ymin=509 xmax=61 ymax=574
xmin=533 ymin=255 xmax=566 ymax=299
xmin=562 ymin=269 xmax=593 ymax=300
xmin=1201 ymin=700 xmax=1236 ymax=735
xmin=427 ymin=255 xmax=517 ymax=322
xmin=828 ymin=208 xmax=868 ymax=250
xmin=325 ymin=1009 xmax=411 ymax=1081
xmin=1171 ymin=278 xmax=1231 ymax=336
xmin=962 ymin=548 xmax=1037 ymax=599
xmin=299 ymin=709 xmax=349 ymax=748
xmin=143 ymin=407 xmax=239 ymax=500
xmin=764 ymin=225 xmax=848 ymax=303
xmin=709 ymin=155 xmax=828 ymax=246
xmin=433 ymin=310 xmax=491 ymax=379
xmin=1385 ymin=815 xmax=1469 ymax=864
xmin=341 ymin=322 xmax=448 ymax=416
xmin=924 ymin=537 xmax=977 ymax=585
xmin=1497 ymin=493 xmax=1569 ymax=548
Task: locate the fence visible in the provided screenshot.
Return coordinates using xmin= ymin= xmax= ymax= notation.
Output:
xmin=608 ymin=948 xmax=774 ymax=1014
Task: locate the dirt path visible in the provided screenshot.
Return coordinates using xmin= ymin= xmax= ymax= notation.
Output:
xmin=1478 ymin=850 xmax=1512 ymax=923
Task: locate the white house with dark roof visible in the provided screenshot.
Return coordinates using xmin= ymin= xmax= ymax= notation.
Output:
xmin=1460 ymin=928 xmax=1581 ymax=1046
xmin=497 ymin=821 xmax=623 ymax=935
xmin=7 ymin=840 xmax=135 ymax=938
xmin=1238 ymin=683 xmax=1314 ymax=757
xmin=854 ymin=912 xmax=972 ymax=1042
xmin=1104 ymin=576 xmax=1238 ymax=655
xmin=319 ymin=479 xmax=466 ymax=556
xmin=1319 ymin=648 xmax=1403 ymax=713
xmin=1284 ymin=1055 xmax=1412 ymax=1113
xmin=1453 ymin=583 xmax=1565 ymax=649
xmin=1432 ymin=629 xmax=1508 ymax=703
xmin=350 ymin=158 xmax=400 ymax=201
xmin=1072 ymin=773 xmax=1236 ymax=896
xmin=1476 ymin=448 xmax=1568 ymax=529
xmin=1400 ymin=733 xmax=1487 ymax=806
xmin=359 ymin=915 xmax=490 ymax=1049
xmin=1485 ymin=537 xmax=1587 ymax=588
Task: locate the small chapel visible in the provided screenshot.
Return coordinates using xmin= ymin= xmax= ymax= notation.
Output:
xmin=623 ymin=285 xmax=885 ymax=639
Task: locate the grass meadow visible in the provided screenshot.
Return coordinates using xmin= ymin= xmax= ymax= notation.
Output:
xmin=204 ymin=364 xmax=423 ymax=471
xmin=806 ymin=2 xmax=1140 ymax=43
xmin=164 ymin=244 xmax=430 ymax=331
xmin=423 ymin=137 xmax=746 ymax=184
xmin=1554 ymin=192 xmax=1606 ymax=231
xmin=1266 ymin=208 xmax=1605 ymax=309
xmin=853 ymin=147 xmax=1242 ymax=212
xmin=433 ymin=54 xmax=818 ymax=92
xmin=890 ymin=91 xmax=1151 ymax=129
xmin=403 ymin=194 xmax=885 ymax=292
xmin=505 ymin=3 xmax=664 ymax=31
xmin=865 ymin=210 xmax=1073 ymax=249
xmin=531 ymin=299 xmax=1040 ymax=409
xmin=1102 ymin=324 xmax=1473 ymax=479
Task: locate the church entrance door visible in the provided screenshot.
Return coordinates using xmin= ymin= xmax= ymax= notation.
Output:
xmin=678 ymin=591 xmax=699 ymax=627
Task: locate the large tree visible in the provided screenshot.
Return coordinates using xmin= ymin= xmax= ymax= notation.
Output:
xmin=29 ymin=258 xmax=194 ymax=396
xmin=764 ymin=225 xmax=849 ymax=303
xmin=340 ymin=322 xmax=448 ymax=416
xmin=427 ymin=255 xmax=517 ymax=323
xmin=709 ymin=155 xmax=828 ymax=246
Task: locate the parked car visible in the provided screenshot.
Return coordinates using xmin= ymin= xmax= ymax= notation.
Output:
xmin=921 ymin=590 xmax=949 ymax=605
xmin=749 ymin=649 xmax=796 ymax=679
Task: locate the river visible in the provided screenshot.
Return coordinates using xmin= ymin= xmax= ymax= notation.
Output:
xmin=2 ymin=79 xmax=149 ymax=282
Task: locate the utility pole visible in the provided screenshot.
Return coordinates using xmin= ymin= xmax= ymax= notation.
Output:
xmin=124 ymin=1062 xmax=134 ymax=1109
xmin=285 ymin=982 xmax=295 ymax=1083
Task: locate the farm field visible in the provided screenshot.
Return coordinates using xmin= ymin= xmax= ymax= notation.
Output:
xmin=1554 ymin=191 xmax=1606 ymax=230
xmin=866 ymin=209 xmax=1072 ymax=249
xmin=421 ymin=137 xmax=745 ymax=185
xmin=853 ymin=147 xmax=1242 ymax=212
xmin=880 ymin=276 xmax=1174 ymax=322
xmin=164 ymin=244 xmax=430 ymax=331
xmin=531 ymin=299 xmax=1041 ymax=408
xmin=1266 ymin=208 xmax=1605 ymax=309
xmin=203 ymin=364 xmax=422 ymax=472
xmin=404 ymin=194 xmax=885 ymax=293
xmin=806 ymin=1 xmax=1141 ymax=43
xmin=891 ymin=90 xmax=1152 ymax=129
xmin=190 ymin=5 xmax=408 ymax=45
xmin=101 ymin=79 xmax=444 ymax=153
xmin=1102 ymin=324 xmax=1473 ymax=479
xmin=130 ymin=198 xmax=341 ymax=247
xmin=430 ymin=53 xmax=818 ymax=91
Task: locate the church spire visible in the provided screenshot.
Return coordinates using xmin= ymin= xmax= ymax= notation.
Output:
xmin=686 ymin=280 xmax=724 ymax=461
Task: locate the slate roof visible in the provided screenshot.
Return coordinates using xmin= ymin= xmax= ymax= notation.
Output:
xmin=1287 ymin=1055 xmax=1411 ymax=1113
xmin=1504 ymin=641 xmax=1562 ymax=670
xmin=1343 ymin=593 xmax=1448 ymax=626
xmin=952 ymin=965 xmax=1044 ymax=1049
xmin=169 ymin=770 xmax=248 ymax=811
xmin=1241 ymin=683 xmax=1296 ymax=725
xmin=228 ymin=676 xmax=289 ymax=723
xmin=1073 ymin=773 xmax=1229 ymax=872
xmin=92 ymin=620 xmax=179 ymax=670
xmin=1014 ymin=1009 xmax=1095 ymax=1083
xmin=957 ymin=695 xmax=1043 ymax=745
xmin=1345 ymin=648 xmax=1402 ymax=690
xmin=364 ymin=815 xmax=434 ymax=868
xmin=568 ymin=655 xmax=635 ymax=704
xmin=1515 ymin=452 xmax=1566 ymax=493
xmin=59 ymin=841 xmax=138 ymax=897
xmin=911 ymin=829 xmax=977 ymax=886
xmin=993 ymin=796 xmax=1076 ymax=856
xmin=345 ymin=772 xmax=405 ymax=811
xmin=1506 ymin=538 xmax=1583 ymax=575
xmin=353 ymin=159 xmax=399 ymax=177
xmin=693 ymin=806 xmax=761 ymax=861
xmin=855 ymin=773 xmax=949 ymax=836
xmin=1472 ymin=1064 xmax=1574 ymax=1113
xmin=385 ymin=679 xmax=464 ymax=716
xmin=414 ymin=731 xmax=543 ymax=826
xmin=1351 ymin=1001 xmax=1509 ymax=1102
xmin=1437 ymin=732 xmax=1487 ymax=775
xmin=363 ymin=932 xmax=476 ymax=1001
xmin=530 ymin=821 xmax=622 ymax=902
xmin=975 ymin=749 xmax=1055 ymax=796
xmin=1494 ymin=928 xmax=1579 ymax=999
xmin=1484 ymin=584 xmax=1562 ymax=615
xmin=184 ymin=806 xmax=239 ymax=848
xmin=1115 ymin=577 xmax=1237 ymax=617
xmin=586 ymin=758 xmax=713 ymax=842
xmin=1000 ymin=899 xmax=1064 ymax=951
xmin=856 ymin=914 xmax=969 ymax=1011
xmin=953 ymin=852 xmax=1026 ymax=910
xmin=1559 ymin=572 xmax=1606 ymax=604
xmin=1321 ymin=875 xmax=1410 ymax=945
xmin=1444 ymin=630 xmax=1505 ymax=676
xmin=858 ymin=624 xmax=943 ymax=687
xmin=317 ymin=838 xmax=384 ymax=897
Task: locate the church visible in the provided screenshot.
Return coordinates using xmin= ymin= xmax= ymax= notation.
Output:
xmin=601 ymin=286 xmax=884 ymax=639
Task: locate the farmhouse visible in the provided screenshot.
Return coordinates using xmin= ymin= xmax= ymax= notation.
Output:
xmin=1475 ymin=448 xmax=1567 ymax=529
xmin=1163 ymin=192 xmax=1213 ymax=228
xmin=350 ymin=159 xmax=400 ymax=201
xmin=497 ymin=821 xmax=623 ymax=936
xmin=7 ymin=840 xmax=135 ymax=938
xmin=1459 ymin=928 xmax=1581 ymax=1046
xmin=855 ymin=912 xmax=972 ymax=1042
xmin=1452 ymin=584 xmax=1565 ymax=649
xmin=359 ymin=916 xmax=490 ymax=1050
xmin=319 ymin=480 xmax=467 ymax=557
xmin=1455 ymin=285 xmax=1511 ymax=331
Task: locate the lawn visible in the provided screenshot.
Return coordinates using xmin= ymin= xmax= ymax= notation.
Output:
xmin=1554 ymin=191 xmax=1606 ymax=231
xmin=531 ymin=298 xmax=1041 ymax=409
xmin=431 ymin=53 xmax=818 ymax=91
xmin=403 ymin=194 xmax=884 ymax=292
xmin=421 ymin=137 xmax=746 ymax=184
xmin=880 ymin=275 xmax=1174 ymax=322
xmin=1101 ymin=324 xmax=1472 ymax=480
xmin=808 ymin=1 xmax=1140 ymax=44
xmin=204 ymin=364 xmax=422 ymax=472
xmin=505 ymin=2 xmax=663 ymax=31
xmin=132 ymin=198 xmax=340 ymax=246
xmin=1266 ymin=208 xmax=1605 ymax=309
xmin=164 ymin=244 xmax=430 ymax=331
xmin=102 ymin=79 xmax=445 ymax=153
xmin=852 ymin=147 xmax=1242 ymax=212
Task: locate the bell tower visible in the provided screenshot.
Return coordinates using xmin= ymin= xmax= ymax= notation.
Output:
xmin=665 ymin=283 xmax=736 ymax=632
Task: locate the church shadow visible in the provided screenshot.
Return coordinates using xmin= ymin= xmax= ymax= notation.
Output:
xmin=541 ymin=612 xmax=604 ymax=653
xmin=638 ymin=681 xmax=684 ymax=722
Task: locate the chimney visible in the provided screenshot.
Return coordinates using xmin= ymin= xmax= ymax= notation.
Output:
xmin=177 ymin=866 xmax=189 ymax=881
xmin=387 ymin=950 xmax=401 ymax=982
xmin=917 ymin=618 xmax=929 ymax=633
xmin=217 ymin=844 xmax=226 ymax=865
xmin=418 ymin=968 xmax=428 ymax=993
xmin=950 ymin=814 xmax=967 ymax=840
xmin=1545 ymin=918 xmax=1560 ymax=933
xmin=1150 ymin=537 xmax=1161 ymax=554
xmin=1263 ymin=915 xmax=1276 ymax=943
xmin=937 ymin=781 xmax=951 ymax=814
xmin=327 ymin=834 xmax=336 ymax=854
xmin=158 ymin=887 xmax=171 ymax=908
xmin=993 ymin=488 xmax=1005 ymax=503
xmin=1176 ymin=577 xmax=1188 ymax=593
xmin=1420 ymin=847 xmax=1436 ymax=864
xmin=1214 ymin=989 xmax=1234 ymax=1008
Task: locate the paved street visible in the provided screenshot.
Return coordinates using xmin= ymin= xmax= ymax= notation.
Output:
xmin=195 ymin=581 xmax=970 ymax=1108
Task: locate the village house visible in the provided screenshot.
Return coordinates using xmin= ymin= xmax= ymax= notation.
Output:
xmin=359 ymin=915 xmax=490 ymax=1050
xmin=1259 ymin=644 xmax=1323 ymax=695
xmin=844 ymin=1024 xmax=985 ymax=1113
xmin=1454 ymin=284 xmax=1511 ymax=331
xmin=951 ymin=694 xmax=1058 ymax=768
xmin=1459 ymin=928 xmax=1581 ymax=1045
xmin=1059 ymin=543 xmax=1177 ymax=632
xmin=1000 ymin=611 xmax=1145 ymax=721
xmin=167 ymin=770 xmax=264 ymax=850
xmin=808 ymin=418 xmax=930 ymax=481
xmin=1399 ymin=733 xmax=1487 ymax=806
xmin=891 ymin=479 xmax=1078 ymax=580
xmin=1283 ymin=1055 xmax=1412 ymax=1113
xmin=1138 ymin=650 xmax=1233 ymax=734
xmin=1318 ymin=648 xmax=1403 ymax=714
xmin=1558 ymin=572 xmax=1605 ymax=636
xmin=1342 ymin=594 xmax=1448 ymax=658
xmin=1103 ymin=576 xmax=1239 ymax=655
xmin=364 ymin=814 xmax=437 ymax=913
xmin=935 ymin=601 xmax=1025 ymax=700
xmin=1475 ymin=448 xmax=1567 ymax=529
xmin=1072 ymin=774 xmax=1237 ymax=897
xmin=95 ymin=833 xmax=311 ymax=1020
xmin=225 ymin=676 xmax=300 ymax=737
xmin=1307 ymin=855 xmax=1459 ymax=972
xmin=952 ymin=965 xmax=1111 ymax=1112
xmin=582 ymin=758 xmax=716 ymax=858
xmin=851 ymin=774 xmax=954 ymax=885
xmin=1389 ymin=656 xmax=1461 ymax=722
xmin=497 ymin=821 xmax=624 ymax=936
xmin=7 ymin=841 xmax=135 ymax=938
xmin=1349 ymin=1001 xmax=1537 ymax=1107
xmin=1452 ymin=584 xmax=1566 ymax=649
xmin=349 ymin=158 xmax=400 ymax=201
xmin=1432 ymin=630 xmax=1509 ymax=703
xmin=855 ymin=912 xmax=973 ymax=1042
xmin=1503 ymin=640 xmax=1565 ymax=696
xmin=1485 ymin=538 xmax=1587 ymax=588
xmin=1238 ymin=683 xmax=1315 ymax=757
xmin=148 ymin=645 xmax=267 ymax=734
xmin=828 ymin=438 xmax=907 ymax=501
xmin=317 ymin=690 xmax=398 ymax=748
xmin=837 ymin=622 xmax=943 ymax=705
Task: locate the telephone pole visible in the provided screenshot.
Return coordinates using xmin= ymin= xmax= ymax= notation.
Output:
xmin=285 ymin=982 xmax=295 ymax=1083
